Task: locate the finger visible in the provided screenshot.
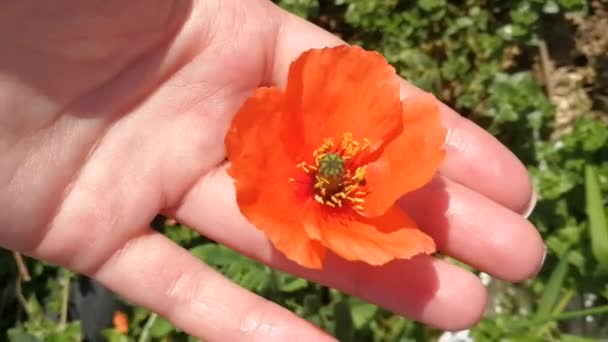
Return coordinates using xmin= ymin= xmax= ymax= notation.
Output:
xmin=266 ymin=5 xmax=534 ymax=215
xmin=398 ymin=177 xmax=545 ymax=282
xmin=90 ymin=230 xmax=337 ymax=342
xmin=173 ymin=166 xmax=487 ymax=330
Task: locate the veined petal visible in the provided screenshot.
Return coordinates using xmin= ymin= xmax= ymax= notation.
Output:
xmin=255 ymin=206 xmax=326 ymax=269
xmin=362 ymin=92 xmax=446 ymax=217
xmin=225 ymin=87 xmax=325 ymax=269
xmin=225 ymin=87 xmax=286 ymax=170
xmin=309 ymin=205 xmax=435 ymax=266
xmin=238 ymin=176 xmax=326 ymax=269
xmin=284 ymin=45 xmax=403 ymax=158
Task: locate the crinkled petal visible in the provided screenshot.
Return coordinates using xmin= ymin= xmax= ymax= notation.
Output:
xmin=255 ymin=204 xmax=326 ymax=269
xmin=225 ymin=87 xmax=286 ymax=170
xmin=238 ymin=179 xmax=326 ymax=269
xmin=284 ymin=45 xmax=403 ymax=158
xmin=226 ymin=87 xmax=326 ymax=269
xmin=362 ymin=92 xmax=446 ymax=217
xmin=307 ymin=205 xmax=435 ymax=266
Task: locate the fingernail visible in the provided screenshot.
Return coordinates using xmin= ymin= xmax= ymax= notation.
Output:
xmin=535 ymin=245 xmax=548 ymax=275
xmin=523 ymin=189 xmax=537 ymax=219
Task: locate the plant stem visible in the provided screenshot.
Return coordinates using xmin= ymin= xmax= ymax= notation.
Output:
xmin=14 ymin=274 xmax=29 ymax=314
xmin=551 ymin=305 xmax=608 ymax=321
xmin=59 ymin=274 xmax=70 ymax=326
xmin=138 ymin=313 xmax=158 ymax=342
xmin=535 ymin=289 xmax=575 ymax=337
xmin=519 ymin=305 xmax=608 ymax=328
xmin=553 ymin=289 xmax=575 ymax=315
xmin=538 ymin=39 xmax=555 ymax=100
xmin=13 ymin=251 xmax=31 ymax=282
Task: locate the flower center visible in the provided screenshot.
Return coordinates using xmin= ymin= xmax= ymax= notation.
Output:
xmin=293 ymin=133 xmax=370 ymax=210
xmin=318 ymin=153 xmax=344 ymax=192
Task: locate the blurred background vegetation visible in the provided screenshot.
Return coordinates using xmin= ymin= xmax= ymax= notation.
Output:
xmin=2 ymin=0 xmax=608 ymax=341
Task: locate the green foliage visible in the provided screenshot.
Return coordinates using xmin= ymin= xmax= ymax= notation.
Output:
xmin=278 ymin=0 xmax=319 ymax=17
xmin=4 ymin=269 xmax=79 ymax=341
xmin=586 ymin=165 xmax=608 ymax=269
xmin=3 ymin=0 xmax=608 ymax=341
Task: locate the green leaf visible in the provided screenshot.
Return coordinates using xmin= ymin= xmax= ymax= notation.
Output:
xmin=535 ymin=251 xmax=570 ymax=320
xmin=524 ymin=305 xmax=608 ymax=327
xmin=418 ymin=0 xmax=446 ymax=11
xmin=7 ymin=329 xmax=41 ymax=342
xmin=561 ymin=334 xmax=602 ymax=342
xmin=100 ymin=329 xmax=129 ymax=342
xmin=190 ymin=244 xmax=270 ymax=291
xmin=190 ymin=244 xmax=240 ymax=266
xmin=149 ymin=317 xmax=175 ymax=338
xmin=558 ymin=0 xmax=588 ymax=12
xmin=25 ymin=295 xmax=51 ymax=326
xmin=569 ymin=118 xmax=608 ymax=152
xmin=164 ymin=225 xmax=201 ymax=246
xmin=303 ymin=294 xmax=322 ymax=315
xmin=278 ymin=277 xmax=308 ymax=293
xmin=586 ymin=165 xmax=608 ymax=266
xmin=333 ymin=301 xmax=354 ymax=342
xmin=274 ymin=0 xmax=318 ymax=18
xmin=349 ymin=300 xmax=378 ymax=329
xmin=503 ymin=337 xmax=546 ymax=342
xmin=46 ymin=322 xmax=82 ymax=342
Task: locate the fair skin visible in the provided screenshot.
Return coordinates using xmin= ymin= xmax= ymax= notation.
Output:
xmin=0 ymin=1 xmax=545 ymax=341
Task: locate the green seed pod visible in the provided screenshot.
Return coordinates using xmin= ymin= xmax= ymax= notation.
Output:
xmin=319 ymin=153 xmax=345 ymax=181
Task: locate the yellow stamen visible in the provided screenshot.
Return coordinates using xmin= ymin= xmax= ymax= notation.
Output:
xmin=293 ymin=132 xmax=371 ymax=210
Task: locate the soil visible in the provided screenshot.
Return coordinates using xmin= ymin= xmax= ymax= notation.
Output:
xmin=541 ymin=1 xmax=608 ymax=136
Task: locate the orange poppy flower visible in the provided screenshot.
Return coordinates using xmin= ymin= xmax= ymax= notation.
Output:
xmin=225 ymin=45 xmax=446 ymax=269
xmin=112 ymin=310 xmax=129 ymax=334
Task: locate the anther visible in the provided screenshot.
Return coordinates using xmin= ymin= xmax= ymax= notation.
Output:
xmin=294 ymin=132 xmax=370 ymax=210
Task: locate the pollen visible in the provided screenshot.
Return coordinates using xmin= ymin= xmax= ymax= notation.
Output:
xmin=295 ymin=133 xmax=371 ymax=211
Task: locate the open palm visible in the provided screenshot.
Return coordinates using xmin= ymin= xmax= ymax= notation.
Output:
xmin=0 ymin=1 xmax=545 ymax=340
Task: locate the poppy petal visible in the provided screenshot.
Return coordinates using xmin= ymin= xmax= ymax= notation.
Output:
xmin=309 ymin=206 xmax=435 ymax=265
xmin=362 ymin=92 xmax=446 ymax=217
xmin=359 ymin=204 xmax=423 ymax=234
xmin=226 ymin=87 xmax=287 ymax=169
xmin=284 ymin=45 xmax=403 ymax=157
xmin=262 ymin=216 xmax=326 ymax=269
xmin=226 ymin=87 xmax=326 ymax=269
xmin=238 ymin=178 xmax=326 ymax=269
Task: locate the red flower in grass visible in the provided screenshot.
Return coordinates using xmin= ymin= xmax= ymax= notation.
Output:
xmin=225 ymin=45 xmax=446 ymax=269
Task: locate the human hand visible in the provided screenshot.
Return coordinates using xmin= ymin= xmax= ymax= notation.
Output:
xmin=0 ymin=1 xmax=545 ymax=340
